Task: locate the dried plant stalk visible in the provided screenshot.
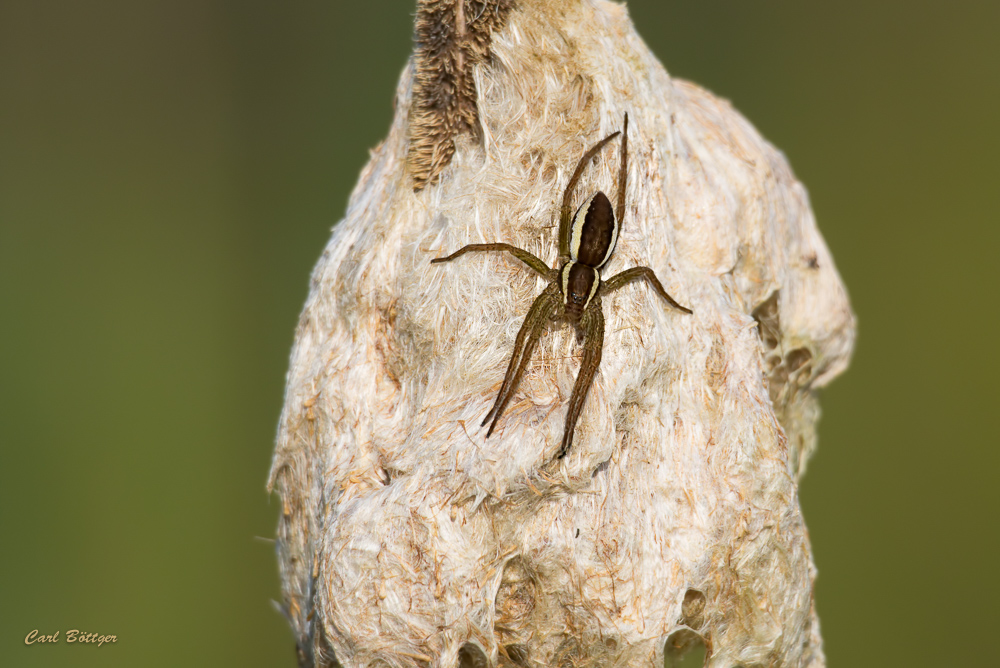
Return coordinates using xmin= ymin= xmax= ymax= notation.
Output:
xmin=409 ymin=0 xmax=515 ymax=189
xmin=269 ymin=1 xmax=856 ymax=667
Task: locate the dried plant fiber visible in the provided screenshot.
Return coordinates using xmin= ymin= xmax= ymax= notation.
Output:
xmin=268 ymin=1 xmax=856 ymax=667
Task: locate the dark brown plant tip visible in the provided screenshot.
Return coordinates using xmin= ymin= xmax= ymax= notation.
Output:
xmin=409 ymin=0 xmax=516 ymax=190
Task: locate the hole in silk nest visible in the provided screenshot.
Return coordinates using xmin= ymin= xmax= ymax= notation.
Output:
xmin=458 ymin=642 xmax=488 ymax=668
xmin=664 ymin=629 xmax=706 ymax=668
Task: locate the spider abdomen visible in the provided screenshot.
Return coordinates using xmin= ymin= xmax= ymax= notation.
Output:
xmin=569 ymin=191 xmax=618 ymax=269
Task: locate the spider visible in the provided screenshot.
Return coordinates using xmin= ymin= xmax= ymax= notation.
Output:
xmin=432 ymin=114 xmax=692 ymax=459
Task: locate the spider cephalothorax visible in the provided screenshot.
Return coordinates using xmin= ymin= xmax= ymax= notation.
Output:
xmin=432 ymin=114 xmax=691 ymax=458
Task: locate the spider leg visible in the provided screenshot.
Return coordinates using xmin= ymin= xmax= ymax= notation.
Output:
xmin=615 ymin=113 xmax=629 ymax=230
xmin=558 ymin=130 xmax=622 ymax=263
xmin=601 ymin=266 xmax=693 ymax=314
xmin=431 ymin=243 xmax=553 ymax=278
xmin=482 ymin=283 xmax=561 ymax=436
xmin=557 ymin=297 xmax=605 ymax=459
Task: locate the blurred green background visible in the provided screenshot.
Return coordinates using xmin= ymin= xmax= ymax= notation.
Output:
xmin=2 ymin=1 xmax=997 ymax=666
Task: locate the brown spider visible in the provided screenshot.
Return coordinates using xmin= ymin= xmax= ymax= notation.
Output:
xmin=432 ymin=114 xmax=692 ymax=459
